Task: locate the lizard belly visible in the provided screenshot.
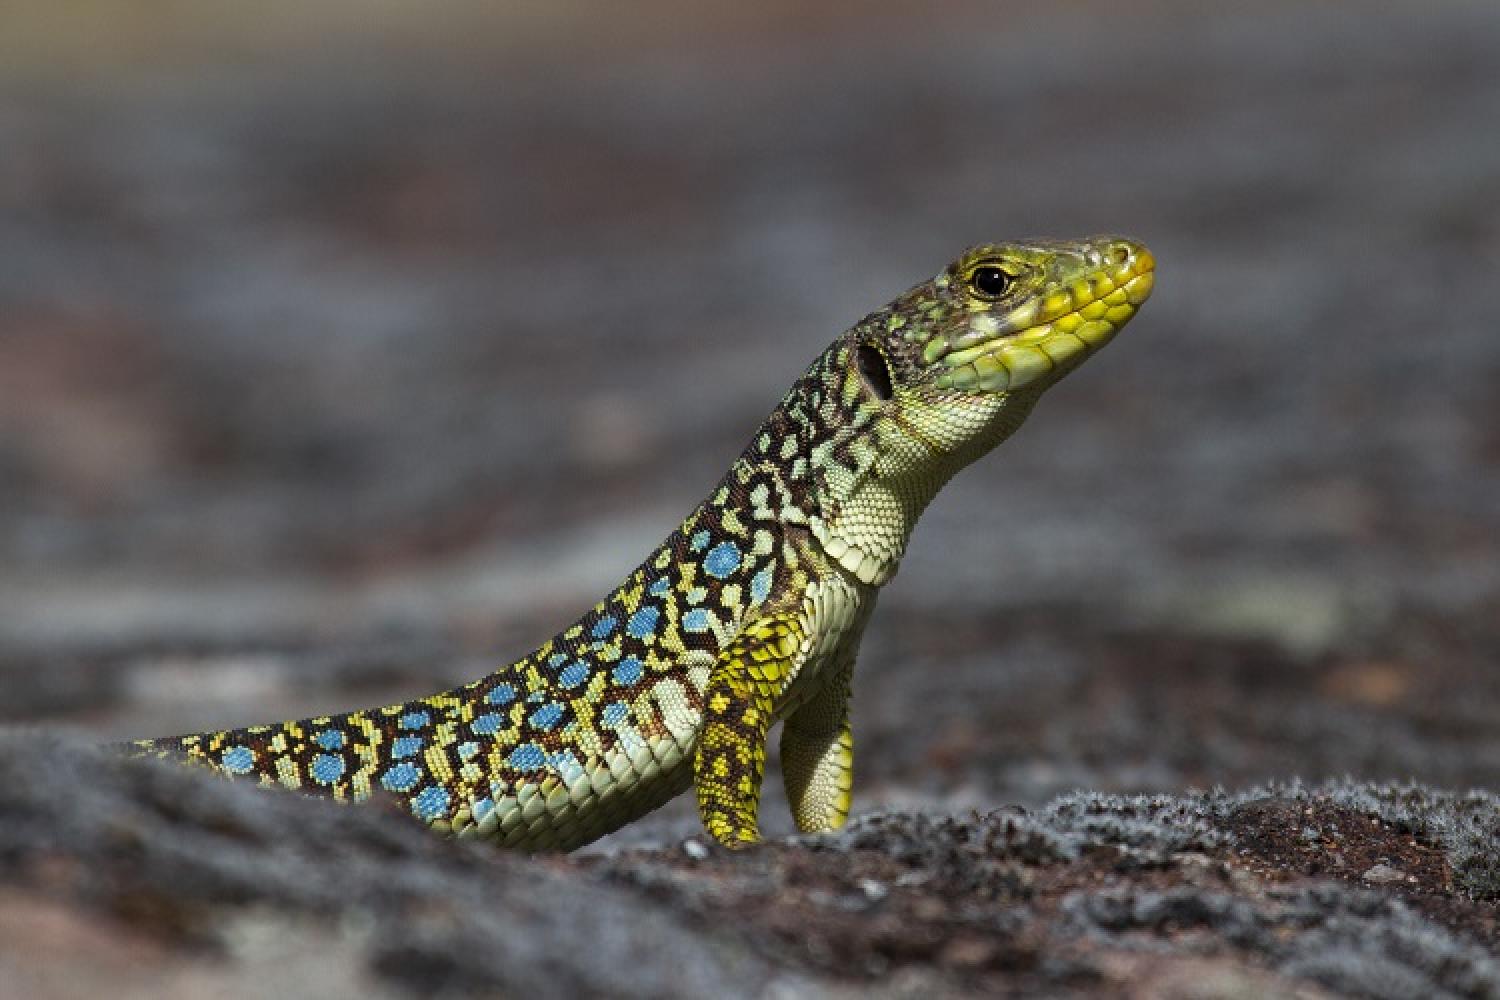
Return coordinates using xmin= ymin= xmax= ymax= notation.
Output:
xmin=454 ymin=659 xmax=713 ymax=851
xmin=479 ymin=734 xmax=697 ymax=851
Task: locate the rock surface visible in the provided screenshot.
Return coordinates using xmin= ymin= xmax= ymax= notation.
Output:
xmin=1 ymin=736 xmax=1496 ymax=997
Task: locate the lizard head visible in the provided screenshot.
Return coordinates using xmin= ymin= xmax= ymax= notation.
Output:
xmin=847 ymin=235 xmax=1154 ymax=464
xmin=805 ymin=236 xmax=1154 ymax=584
xmin=857 ymin=235 xmax=1154 ymax=422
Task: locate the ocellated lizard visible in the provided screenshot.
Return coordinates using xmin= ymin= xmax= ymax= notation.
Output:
xmin=129 ymin=237 xmax=1156 ymax=850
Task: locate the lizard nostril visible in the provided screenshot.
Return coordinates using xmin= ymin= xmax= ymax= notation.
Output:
xmin=1108 ymin=244 xmax=1131 ymax=266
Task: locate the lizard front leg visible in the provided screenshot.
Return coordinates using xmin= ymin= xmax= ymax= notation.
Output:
xmin=780 ymin=655 xmax=855 ymax=834
xmin=694 ymin=614 xmax=805 ymax=848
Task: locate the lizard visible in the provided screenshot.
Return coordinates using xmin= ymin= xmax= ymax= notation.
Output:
xmin=128 ymin=236 xmax=1155 ymax=851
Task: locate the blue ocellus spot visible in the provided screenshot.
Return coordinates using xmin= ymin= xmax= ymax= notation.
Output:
xmin=751 ymin=565 xmax=774 ymax=603
xmin=703 ymin=541 xmax=742 ymax=579
xmin=381 ymin=762 xmax=420 ymax=793
xmin=411 ymin=785 xmax=449 ymax=821
xmin=613 ymin=656 xmax=645 ymax=685
xmin=690 ymin=529 xmax=710 ymax=552
xmin=591 ymin=615 xmax=617 ymax=639
xmin=487 ymin=683 xmax=516 ymax=705
xmin=509 ymin=743 xmax=545 ymax=770
xmin=399 ymin=711 xmax=430 ymax=730
xmin=221 ymin=746 xmax=254 ymax=775
xmin=470 ymin=713 xmax=503 ymax=736
xmin=529 ymin=703 xmax=564 ymax=730
xmin=601 ymin=702 xmax=630 ymax=726
xmin=310 ymin=753 xmax=345 ymax=785
xmin=391 ymin=736 xmax=424 ymax=759
xmin=314 ymin=730 xmax=345 ymax=751
xmin=648 ymin=577 xmax=670 ymax=596
xmin=683 ymin=608 xmax=713 ymax=633
xmin=626 ymin=606 xmax=660 ymax=639
xmin=559 ymin=662 xmax=590 ymax=689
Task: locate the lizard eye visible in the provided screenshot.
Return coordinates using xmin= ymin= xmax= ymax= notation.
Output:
xmin=969 ymin=265 xmax=1012 ymax=300
xmin=855 ymin=344 xmax=894 ymax=402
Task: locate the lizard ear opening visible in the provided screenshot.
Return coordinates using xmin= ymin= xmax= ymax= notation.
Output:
xmin=856 ymin=344 xmax=894 ymax=402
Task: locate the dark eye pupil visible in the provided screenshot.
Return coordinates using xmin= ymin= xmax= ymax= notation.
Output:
xmin=971 ymin=266 xmax=1010 ymax=297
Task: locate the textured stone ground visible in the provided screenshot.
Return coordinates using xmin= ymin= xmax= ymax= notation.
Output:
xmin=2 ymin=736 xmax=1496 ymax=997
xmin=2 ymin=1 xmax=1498 ymax=995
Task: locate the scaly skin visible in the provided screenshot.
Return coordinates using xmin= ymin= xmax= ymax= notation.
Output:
xmin=128 ymin=237 xmax=1156 ymax=850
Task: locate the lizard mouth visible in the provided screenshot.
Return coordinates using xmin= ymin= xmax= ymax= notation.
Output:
xmin=935 ymin=242 xmax=1156 ymax=394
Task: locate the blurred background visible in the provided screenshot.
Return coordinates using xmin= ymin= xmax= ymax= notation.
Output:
xmin=2 ymin=0 xmax=1498 ymax=845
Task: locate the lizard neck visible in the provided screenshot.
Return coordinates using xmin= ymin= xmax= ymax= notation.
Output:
xmin=811 ymin=389 xmax=1040 ymax=584
xmin=743 ymin=338 xmax=1041 ymax=586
